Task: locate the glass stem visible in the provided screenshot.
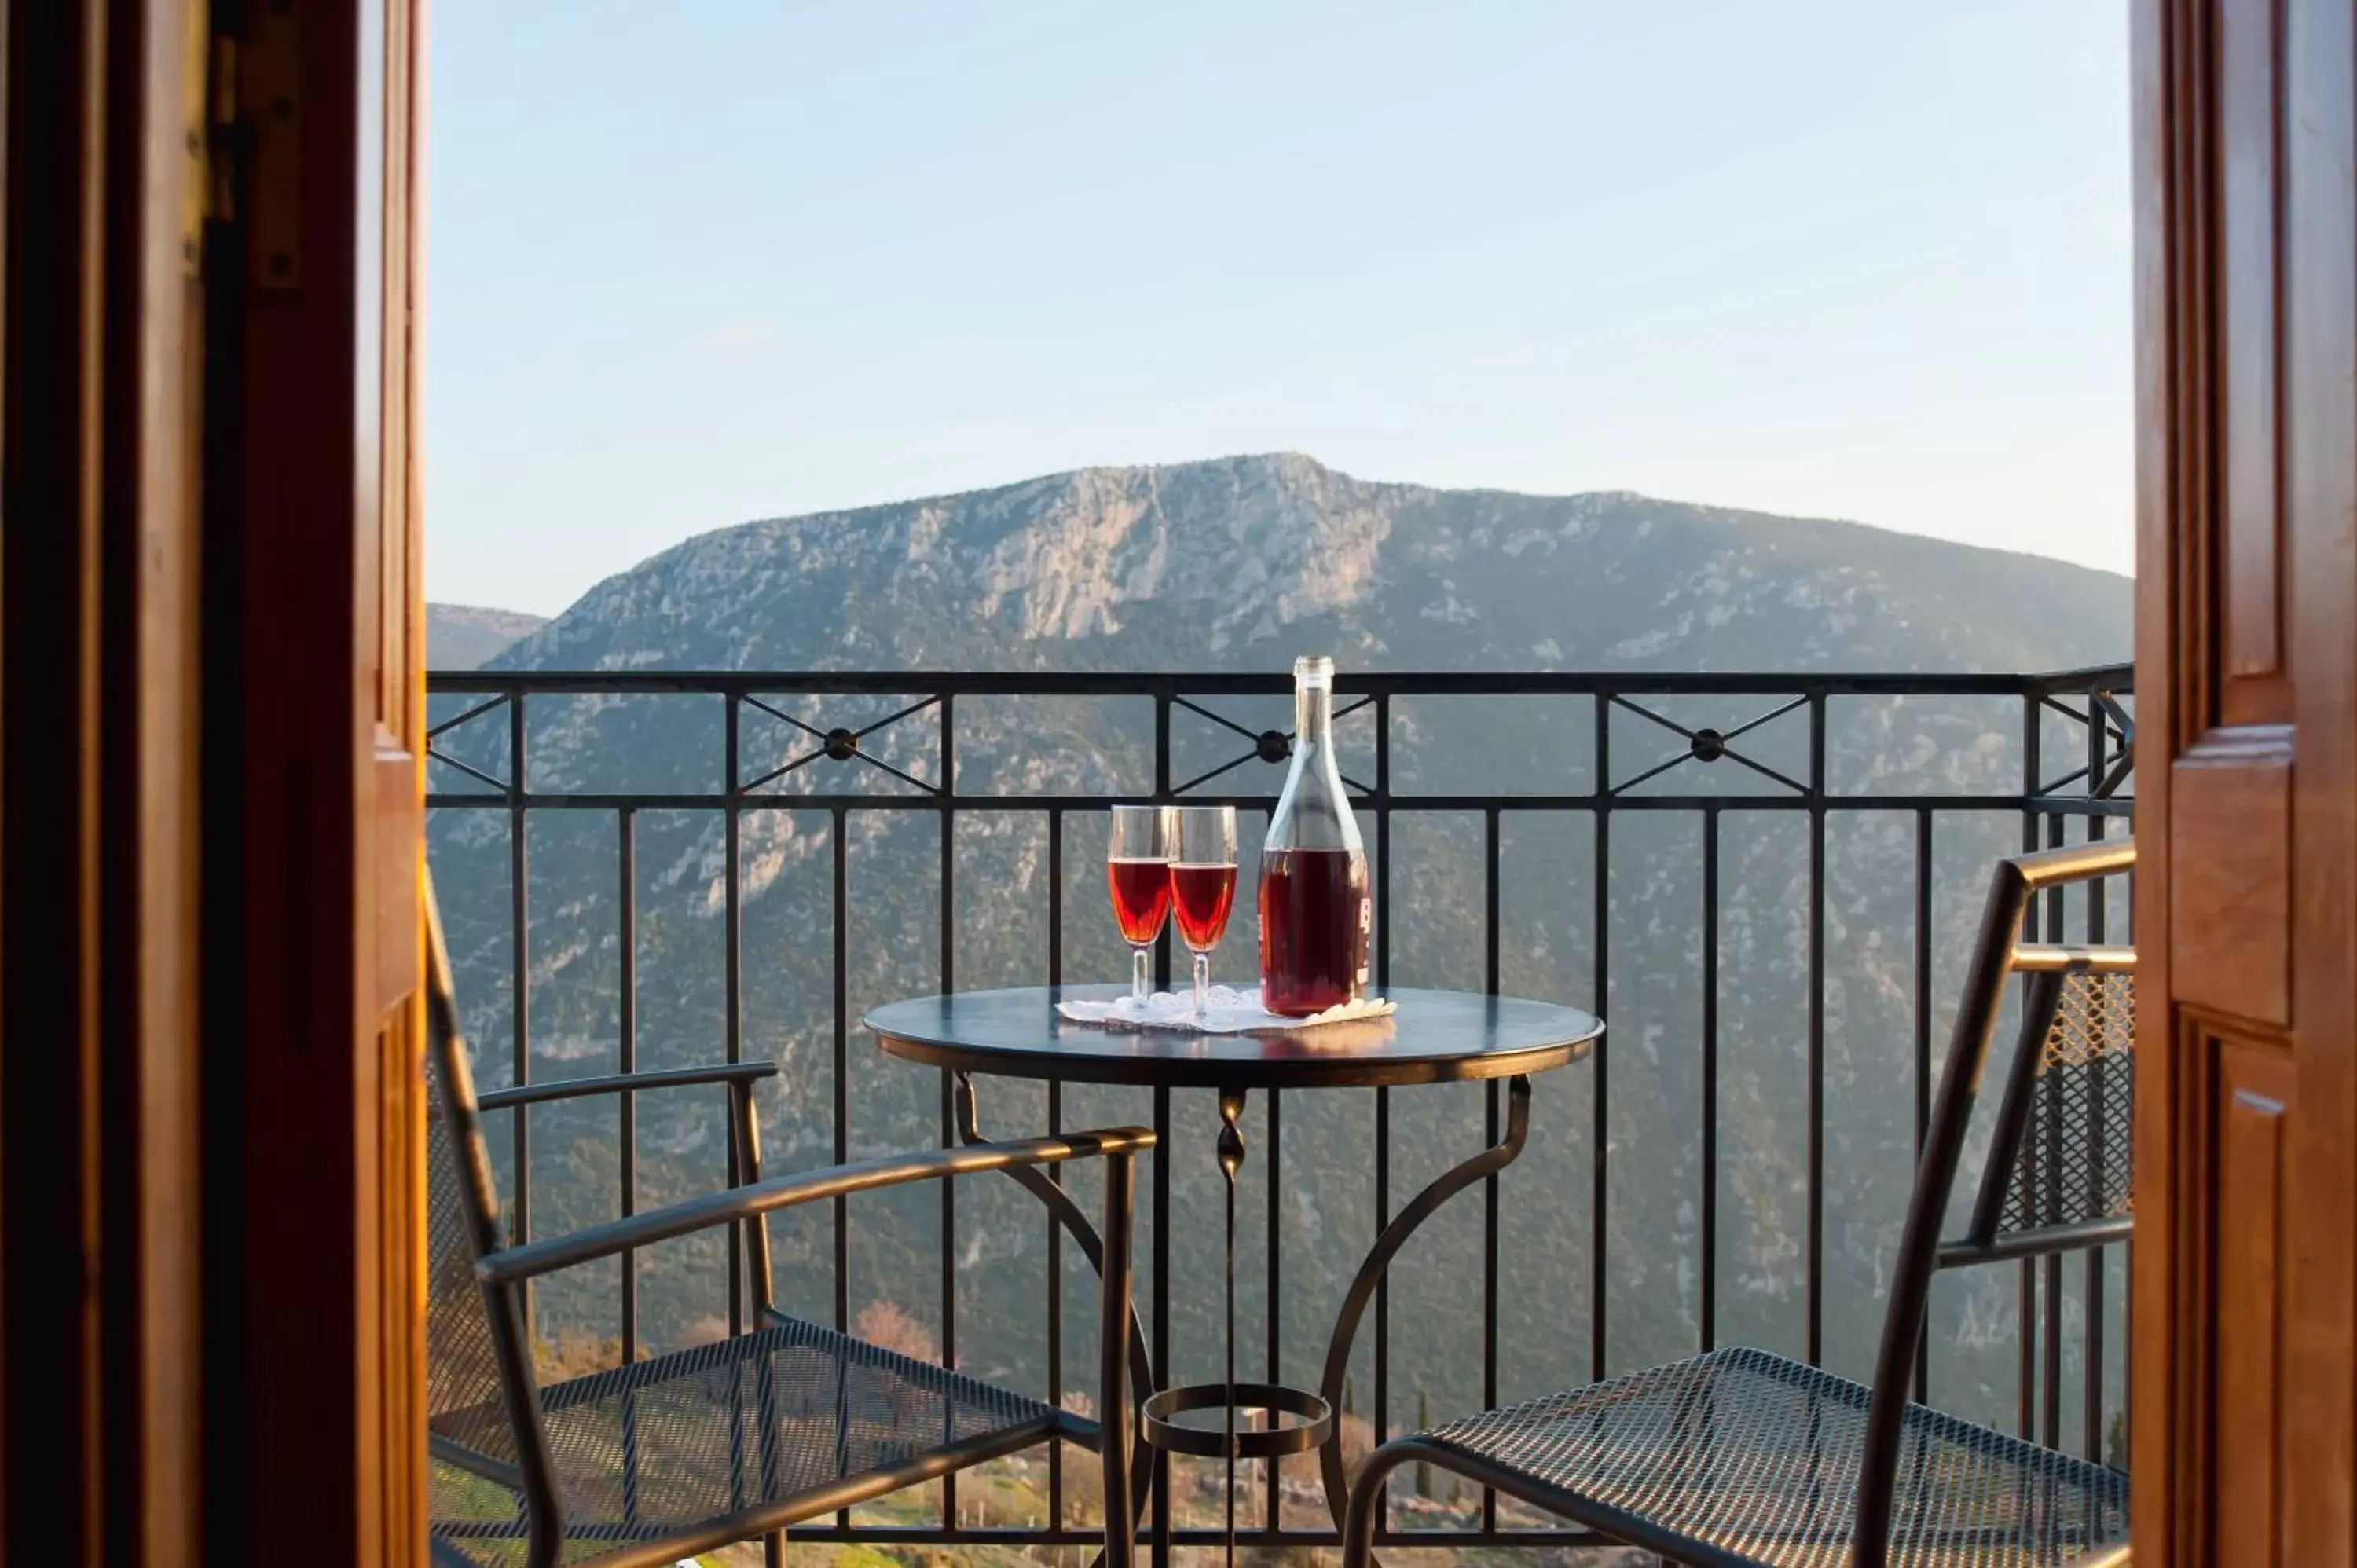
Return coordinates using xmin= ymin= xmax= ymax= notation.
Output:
xmin=1193 ymin=949 xmax=1211 ymax=1015
xmin=1131 ymin=943 xmax=1151 ymax=1003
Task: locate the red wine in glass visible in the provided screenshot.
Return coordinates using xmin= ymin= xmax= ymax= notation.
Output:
xmin=1107 ymin=858 xmax=1175 ymax=947
xmin=1107 ymin=804 xmax=1175 ymax=1002
xmin=1170 ymin=806 xmax=1238 ymax=1014
xmin=1258 ymin=847 xmax=1370 ymax=1016
xmin=1171 ymin=863 xmax=1238 ymax=951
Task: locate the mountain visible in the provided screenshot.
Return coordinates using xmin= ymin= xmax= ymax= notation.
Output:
xmin=427 ymin=603 xmax=547 ymax=670
xmin=427 ymin=454 xmax=2132 ymax=1443
xmin=504 ymin=451 xmax=2127 ymax=676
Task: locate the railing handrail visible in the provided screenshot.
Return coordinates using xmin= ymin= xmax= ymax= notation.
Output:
xmin=427 ymin=662 xmax=2134 ymax=697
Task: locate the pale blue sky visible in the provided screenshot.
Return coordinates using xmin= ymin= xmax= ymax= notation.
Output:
xmin=424 ymin=2 xmax=2132 ymax=617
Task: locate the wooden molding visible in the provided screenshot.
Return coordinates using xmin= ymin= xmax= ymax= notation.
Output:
xmin=2169 ymin=725 xmax=2291 ymax=1027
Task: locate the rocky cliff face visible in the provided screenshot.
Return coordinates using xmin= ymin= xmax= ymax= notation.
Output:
xmin=427 ymin=454 xmax=2132 ymax=1436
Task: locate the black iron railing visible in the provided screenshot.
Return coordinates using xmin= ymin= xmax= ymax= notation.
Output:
xmin=425 ymin=665 xmax=2134 ymax=1554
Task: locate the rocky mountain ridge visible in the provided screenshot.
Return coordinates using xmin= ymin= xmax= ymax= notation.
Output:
xmin=427 ymin=602 xmax=548 ymax=669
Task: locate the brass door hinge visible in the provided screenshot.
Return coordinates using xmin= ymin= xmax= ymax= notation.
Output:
xmin=179 ymin=4 xmax=208 ymax=276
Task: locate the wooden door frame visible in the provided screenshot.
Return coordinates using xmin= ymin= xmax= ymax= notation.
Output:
xmin=1 ymin=0 xmax=207 ymax=1562
xmin=9 ymin=2 xmax=2340 ymax=1563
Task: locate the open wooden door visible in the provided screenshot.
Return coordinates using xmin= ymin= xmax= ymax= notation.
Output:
xmin=2132 ymin=1 xmax=2357 ymax=1563
xmin=211 ymin=0 xmax=429 ymax=1561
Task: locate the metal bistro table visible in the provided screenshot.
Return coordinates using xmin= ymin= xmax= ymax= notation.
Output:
xmin=865 ymin=983 xmax=1603 ymax=1564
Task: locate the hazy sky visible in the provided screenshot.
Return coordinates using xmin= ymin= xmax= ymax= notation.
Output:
xmin=424 ymin=2 xmax=2132 ymax=617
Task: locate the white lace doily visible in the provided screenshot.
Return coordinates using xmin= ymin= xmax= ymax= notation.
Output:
xmin=1056 ymin=984 xmax=1395 ymax=1035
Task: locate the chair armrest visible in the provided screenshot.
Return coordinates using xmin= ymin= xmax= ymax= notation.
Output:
xmin=476 ymin=1125 xmax=1156 ymax=1287
xmin=475 ymin=1060 xmax=777 ymax=1113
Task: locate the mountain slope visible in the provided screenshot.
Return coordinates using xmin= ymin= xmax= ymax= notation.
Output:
xmin=428 ymin=455 xmax=2131 ymax=1434
xmin=427 ymin=602 xmax=547 ymax=670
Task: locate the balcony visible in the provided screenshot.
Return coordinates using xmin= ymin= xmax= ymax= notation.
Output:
xmin=424 ymin=662 xmax=2133 ymax=1562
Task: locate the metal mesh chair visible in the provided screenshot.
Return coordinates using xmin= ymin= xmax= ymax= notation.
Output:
xmin=1344 ymin=838 xmax=2135 ymax=1568
xmin=422 ymin=884 xmax=1151 ymax=1568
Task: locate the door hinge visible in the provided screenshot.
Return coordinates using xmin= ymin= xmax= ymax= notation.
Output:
xmin=179 ymin=5 xmax=209 ymax=276
xmin=238 ymin=0 xmax=302 ymax=291
xmin=209 ymin=36 xmax=237 ymax=226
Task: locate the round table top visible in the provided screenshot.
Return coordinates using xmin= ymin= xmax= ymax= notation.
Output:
xmin=865 ymin=984 xmax=1603 ymax=1090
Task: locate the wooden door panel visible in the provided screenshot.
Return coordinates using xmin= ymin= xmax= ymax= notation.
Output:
xmin=2168 ymin=728 xmax=2290 ymax=1026
xmin=2214 ymin=1037 xmax=2292 ymax=1566
xmin=2218 ymin=0 xmax=2285 ymax=703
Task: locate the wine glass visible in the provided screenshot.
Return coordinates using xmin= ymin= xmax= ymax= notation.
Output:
xmin=1170 ymin=806 xmax=1239 ymax=1015
xmin=1107 ymin=805 xmax=1175 ymax=1002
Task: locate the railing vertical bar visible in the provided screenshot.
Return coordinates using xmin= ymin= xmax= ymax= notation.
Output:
xmin=1482 ymin=806 xmax=1502 ymax=1533
xmin=1266 ymin=1084 xmax=1283 ymax=1536
xmin=1154 ymin=688 xmax=1173 ymax=991
xmin=1700 ymin=805 xmax=1719 ymax=1354
xmin=938 ymin=693 xmax=959 ymax=1526
xmin=2018 ymin=696 xmax=2040 ymax=1437
xmin=1375 ymin=695 xmax=1391 ymax=995
xmin=2044 ymin=1246 xmax=2066 ymax=1449
xmin=2019 ymin=1258 xmax=2040 ymax=1438
xmin=1374 ymin=1080 xmax=1391 ymax=1448
xmin=1912 ymin=807 xmax=1934 ymax=1400
xmin=618 ymin=807 xmax=637 ymax=1365
xmin=1152 ymin=1083 xmax=1172 ymax=1565
xmin=1373 ymin=731 xmax=1395 ymax=1513
xmin=1805 ymin=693 xmax=1826 ymax=1368
xmin=509 ymin=693 xmax=532 ymax=1341
xmin=1047 ymin=805 xmax=1065 ymax=1532
xmin=725 ymin=694 xmax=744 ymax=1337
xmin=2083 ymin=708 xmax=2110 ymax=1462
xmin=1151 ymin=688 xmax=1172 ymax=1566
xmin=1373 ymin=695 xmax=1396 ymax=1533
xmin=831 ymin=802 xmax=849 ymax=1533
xmin=1591 ymin=691 xmax=1611 ymax=1385
xmin=2040 ymin=811 xmax=2066 ymax=1451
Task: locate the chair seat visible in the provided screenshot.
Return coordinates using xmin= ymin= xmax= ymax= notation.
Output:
xmin=432 ymin=1314 xmax=1069 ymax=1566
xmin=1418 ymin=1346 xmax=2127 ymax=1568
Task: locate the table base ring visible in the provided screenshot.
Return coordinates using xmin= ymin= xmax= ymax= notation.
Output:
xmin=1141 ymin=1382 xmax=1335 ymax=1460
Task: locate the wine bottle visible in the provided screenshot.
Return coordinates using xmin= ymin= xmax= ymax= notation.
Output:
xmin=1258 ymin=655 xmax=1371 ymax=1016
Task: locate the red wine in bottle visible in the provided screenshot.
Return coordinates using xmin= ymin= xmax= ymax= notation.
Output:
xmin=1256 ymin=655 xmax=1372 ymax=1016
xmin=1170 ymin=863 xmax=1238 ymax=951
xmin=1259 ymin=848 xmax=1370 ymax=1015
xmin=1106 ymin=858 xmax=1173 ymax=946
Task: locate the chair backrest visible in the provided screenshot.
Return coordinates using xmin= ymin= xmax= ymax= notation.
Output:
xmin=1963 ymin=965 xmax=2135 ymax=1259
xmin=1853 ymin=837 xmax=2135 ymax=1568
xmin=424 ymin=881 xmax=566 ymax=1566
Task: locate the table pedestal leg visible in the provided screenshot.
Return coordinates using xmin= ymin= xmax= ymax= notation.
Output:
xmin=1215 ymin=1087 xmax=1245 ymax=1568
xmin=1317 ymin=1074 xmax=1536 ymax=1536
xmin=1135 ymin=1088 xmax=1331 ymax=1565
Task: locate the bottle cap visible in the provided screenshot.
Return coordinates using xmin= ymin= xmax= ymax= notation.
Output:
xmin=1294 ymin=654 xmax=1335 ymax=685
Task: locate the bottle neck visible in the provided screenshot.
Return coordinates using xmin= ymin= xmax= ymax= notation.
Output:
xmin=1296 ymin=682 xmax=1333 ymax=748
